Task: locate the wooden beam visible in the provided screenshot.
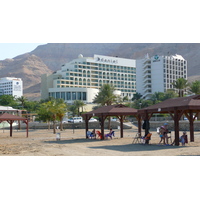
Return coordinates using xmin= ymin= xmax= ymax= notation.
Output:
xmin=26 ymin=120 xmax=29 ymax=138
xmin=85 ymin=115 xmax=89 ymax=139
xmin=118 ymin=115 xmax=124 ymax=138
xmin=100 ymin=114 xmax=106 ymax=140
xmin=136 ymin=114 xmax=142 ymax=134
xmin=189 ymin=111 xmax=194 ymax=142
xmin=8 ymin=120 xmax=13 ymax=137
xmin=174 ymin=108 xmax=180 ymax=146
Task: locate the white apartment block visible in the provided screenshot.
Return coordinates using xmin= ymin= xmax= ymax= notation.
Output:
xmin=41 ymin=54 xmax=137 ymax=103
xmin=136 ymin=54 xmax=187 ymax=99
xmin=0 ymin=77 xmax=23 ymax=98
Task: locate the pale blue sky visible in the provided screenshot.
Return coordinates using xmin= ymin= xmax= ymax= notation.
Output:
xmin=0 ymin=43 xmax=46 ymax=60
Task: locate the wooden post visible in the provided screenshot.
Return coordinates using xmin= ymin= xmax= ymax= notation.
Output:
xmin=138 ymin=115 xmax=142 ymax=134
xmin=85 ymin=115 xmax=89 ymax=139
xmin=26 ymin=120 xmax=29 ymax=138
xmin=145 ymin=111 xmax=149 ymax=136
xmin=174 ymin=109 xmax=180 ymax=146
xmin=120 ymin=116 xmax=123 ymax=138
xmin=10 ymin=120 xmax=13 ymax=137
xmin=189 ymin=111 xmax=194 ymax=142
xmin=100 ymin=114 xmax=105 ymax=140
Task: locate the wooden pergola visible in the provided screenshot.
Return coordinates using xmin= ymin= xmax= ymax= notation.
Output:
xmin=138 ymin=95 xmax=200 ymax=146
xmin=82 ymin=104 xmax=138 ymax=140
xmin=0 ymin=113 xmax=29 ymax=137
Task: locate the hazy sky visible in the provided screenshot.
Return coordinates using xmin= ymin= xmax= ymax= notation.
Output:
xmin=0 ymin=43 xmax=46 ymax=60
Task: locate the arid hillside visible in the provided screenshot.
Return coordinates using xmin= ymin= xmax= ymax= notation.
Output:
xmin=0 ymin=43 xmax=200 ymax=100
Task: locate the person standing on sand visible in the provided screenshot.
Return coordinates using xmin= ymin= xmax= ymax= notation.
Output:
xmin=159 ymin=123 xmax=169 ymax=145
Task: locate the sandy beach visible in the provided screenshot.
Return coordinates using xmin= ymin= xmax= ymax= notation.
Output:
xmin=0 ymin=125 xmax=200 ymax=156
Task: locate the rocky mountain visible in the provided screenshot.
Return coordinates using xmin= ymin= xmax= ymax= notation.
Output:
xmin=31 ymin=43 xmax=122 ymax=71
xmin=32 ymin=43 xmax=200 ymax=76
xmin=0 ymin=43 xmax=200 ymax=100
xmin=0 ymin=54 xmax=52 ymax=100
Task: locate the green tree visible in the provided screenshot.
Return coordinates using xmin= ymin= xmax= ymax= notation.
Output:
xmin=37 ymin=104 xmax=52 ymax=130
xmin=17 ymin=96 xmax=28 ymax=108
xmin=24 ymin=101 xmax=40 ymax=112
xmin=123 ymin=96 xmax=129 ymax=102
xmin=163 ymin=89 xmax=177 ymax=100
xmin=73 ymin=100 xmax=85 ymax=116
xmin=37 ymin=99 xmax=67 ymax=133
xmin=56 ymin=99 xmax=68 ymax=131
xmin=68 ymin=104 xmax=78 ymax=117
xmin=132 ymin=92 xmax=142 ymax=101
xmin=93 ymin=84 xmax=117 ymax=129
xmin=171 ymin=78 xmax=189 ymax=97
xmin=93 ymin=84 xmax=117 ymax=106
xmin=150 ymin=92 xmax=165 ymax=104
xmin=189 ymin=80 xmax=200 ymax=94
xmin=0 ymin=95 xmax=18 ymax=107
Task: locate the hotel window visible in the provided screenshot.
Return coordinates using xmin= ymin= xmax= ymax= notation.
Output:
xmin=77 ymin=92 xmax=82 ymax=100
xmin=66 ymin=92 xmax=71 ymax=100
xmin=83 ymin=92 xmax=86 ymax=101
xmin=72 ymin=92 xmax=76 ymax=100
xmin=61 ymin=92 xmax=65 ymax=100
xmin=56 ymin=92 xmax=60 ymax=99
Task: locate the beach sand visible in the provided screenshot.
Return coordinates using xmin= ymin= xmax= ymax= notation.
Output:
xmin=0 ymin=126 xmax=200 ymax=156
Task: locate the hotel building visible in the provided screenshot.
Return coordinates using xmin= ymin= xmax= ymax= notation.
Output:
xmin=0 ymin=77 xmax=23 ymax=98
xmin=41 ymin=54 xmax=137 ymax=103
xmin=136 ymin=54 xmax=187 ymax=99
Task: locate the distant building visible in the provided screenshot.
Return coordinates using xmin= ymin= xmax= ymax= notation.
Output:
xmin=41 ymin=54 xmax=137 ymax=103
xmin=0 ymin=77 xmax=23 ymax=98
xmin=136 ymin=54 xmax=187 ymax=99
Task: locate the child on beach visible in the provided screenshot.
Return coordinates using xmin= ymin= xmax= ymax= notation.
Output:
xmin=158 ymin=123 xmax=169 ymax=145
xmin=180 ymin=131 xmax=188 ymax=146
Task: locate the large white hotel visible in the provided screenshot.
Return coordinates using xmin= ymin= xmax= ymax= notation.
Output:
xmin=136 ymin=54 xmax=187 ymax=99
xmin=41 ymin=53 xmax=187 ymax=103
xmin=41 ymin=54 xmax=137 ymax=103
xmin=0 ymin=77 xmax=23 ymax=98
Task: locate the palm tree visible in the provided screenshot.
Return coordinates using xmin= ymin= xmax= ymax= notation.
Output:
xmin=132 ymin=92 xmax=142 ymax=101
xmin=55 ymin=99 xmax=68 ymax=131
xmin=171 ymin=78 xmax=189 ymax=97
xmin=37 ymin=99 xmax=67 ymax=134
xmin=189 ymin=80 xmax=200 ymax=95
xmin=150 ymin=92 xmax=165 ymax=104
xmin=93 ymin=84 xmax=117 ymax=129
xmin=17 ymin=96 xmax=28 ymax=108
xmin=73 ymin=100 xmax=85 ymax=116
xmin=93 ymin=84 xmax=117 ymax=106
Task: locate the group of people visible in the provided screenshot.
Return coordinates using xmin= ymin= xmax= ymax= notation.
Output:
xmin=87 ymin=128 xmax=115 ymax=139
xmin=158 ymin=123 xmax=188 ymax=146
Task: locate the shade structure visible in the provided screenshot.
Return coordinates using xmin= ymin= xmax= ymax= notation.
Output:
xmin=138 ymin=95 xmax=200 ymax=146
xmin=0 ymin=113 xmax=29 ymax=137
xmin=82 ymin=104 xmax=138 ymax=140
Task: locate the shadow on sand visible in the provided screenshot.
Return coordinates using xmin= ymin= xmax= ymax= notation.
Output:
xmin=43 ymin=138 xmax=189 ymax=153
xmin=43 ymin=138 xmax=101 ymax=144
xmin=89 ymin=143 xmax=187 ymax=152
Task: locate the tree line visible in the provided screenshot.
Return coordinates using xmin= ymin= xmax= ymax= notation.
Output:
xmin=0 ymin=78 xmax=199 ymax=133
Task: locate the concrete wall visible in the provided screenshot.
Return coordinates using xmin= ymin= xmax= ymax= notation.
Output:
xmin=12 ymin=121 xmax=132 ymax=130
xmin=133 ymin=121 xmax=200 ymax=131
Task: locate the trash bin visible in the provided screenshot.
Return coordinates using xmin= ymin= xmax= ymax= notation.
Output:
xmin=56 ymin=132 xmax=61 ymax=141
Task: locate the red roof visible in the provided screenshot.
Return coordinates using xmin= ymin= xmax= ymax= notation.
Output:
xmin=0 ymin=113 xmax=27 ymax=121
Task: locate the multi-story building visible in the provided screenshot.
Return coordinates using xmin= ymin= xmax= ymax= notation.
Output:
xmin=136 ymin=54 xmax=187 ymax=99
xmin=41 ymin=54 xmax=137 ymax=103
xmin=0 ymin=77 xmax=23 ymax=98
